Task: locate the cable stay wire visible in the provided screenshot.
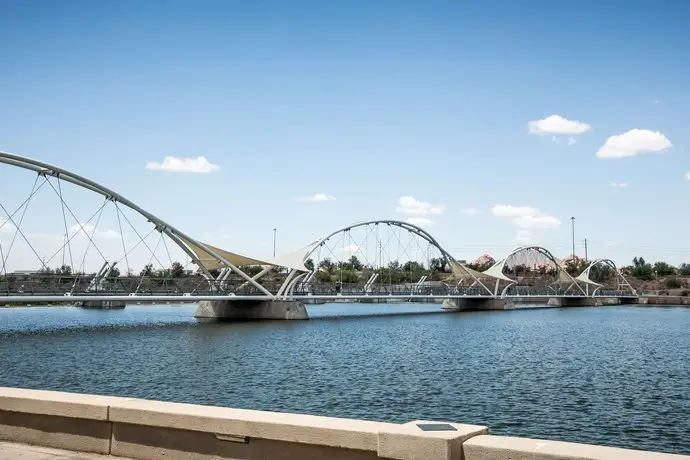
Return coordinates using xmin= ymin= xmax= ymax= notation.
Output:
xmin=56 ymin=175 xmax=75 ymax=271
xmin=0 ymin=175 xmax=50 ymax=272
xmin=45 ymin=178 xmax=110 ymax=268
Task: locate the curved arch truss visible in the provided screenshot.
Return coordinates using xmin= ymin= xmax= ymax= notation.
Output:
xmin=576 ymin=258 xmax=636 ymax=296
xmin=482 ymin=245 xmax=586 ymax=297
xmin=0 ymin=151 xmax=295 ymax=298
xmin=275 ymin=219 xmax=503 ymax=298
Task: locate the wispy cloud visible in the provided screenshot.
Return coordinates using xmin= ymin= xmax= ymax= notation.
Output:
xmin=596 ymin=129 xmax=672 ymax=159
xmin=396 ymin=196 xmax=445 ymax=216
xmin=529 ymin=115 xmax=591 ymax=135
xmin=146 ymin=156 xmax=220 ymax=173
xmin=460 ymin=208 xmax=480 ymax=215
xmin=298 ymin=193 xmax=336 ymax=202
xmin=492 ymin=204 xmax=561 ymax=229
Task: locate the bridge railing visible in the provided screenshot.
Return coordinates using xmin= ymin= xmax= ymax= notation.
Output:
xmin=0 ymin=274 xmax=279 ymax=297
xmin=0 ymin=274 xmax=639 ymax=299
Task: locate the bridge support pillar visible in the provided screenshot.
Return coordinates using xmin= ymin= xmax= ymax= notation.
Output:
xmin=194 ymin=299 xmax=309 ymax=321
xmin=441 ymin=298 xmax=506 ymax=311
xmin=547 ymin=297 xmax=600 ymax=307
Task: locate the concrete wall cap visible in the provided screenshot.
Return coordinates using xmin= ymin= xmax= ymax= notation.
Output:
xmin=109 ymin=398 xmax=396 ymax=451
xmin=463 ymin=435 xmax=690 ymax=460
xmin=0 ymin=387 xmax=134 ymax=420
xmin=378 ymin=420 xmax=489 ymax=460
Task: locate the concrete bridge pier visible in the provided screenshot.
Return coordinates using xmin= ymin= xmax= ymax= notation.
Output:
xmin=194 ymin=299 xmax=309 ymax=321
xmin=441 ymin=298 xmax=506 ymax=311
xmin=545 ymin=297 xmax=619 ymax=307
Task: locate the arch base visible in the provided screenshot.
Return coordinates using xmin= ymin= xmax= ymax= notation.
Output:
xmin=194 ymin=299 xmax=309 ymax=321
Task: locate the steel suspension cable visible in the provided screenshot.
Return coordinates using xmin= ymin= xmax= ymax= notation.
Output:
xmin=56 ymin=175 xmax=75 ymax=270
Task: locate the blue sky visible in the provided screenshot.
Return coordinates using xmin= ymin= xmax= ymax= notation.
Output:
xmin=1 ymin=0 xmax=689 ymax=269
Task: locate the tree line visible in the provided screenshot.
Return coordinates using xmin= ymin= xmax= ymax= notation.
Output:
xmin=9 ymin=254 xmax=690 ymax=287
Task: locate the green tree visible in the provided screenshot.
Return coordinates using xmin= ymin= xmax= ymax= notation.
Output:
xmin=315 ymin=270 xmax=332 ymax=282
xmin=347 ymin=255 xmax=363 ymax=271
xmin=140 ymin=264 xmax=154 ymax=277
xmin=630 ymin=257 xmax=654 ymax=281
xmin=170 ymin=261 xmax=185 ymax=278
xmin=318 ymin=258 xmax=334 ymax=271
xmin=429 ymin=257 xmax=447 ymax=273
xmin=679 ymin=263 xmax=690 ymax=276
xmin=333 ymin=269 xmax=360 ymax=283
xmin=562 ymin=258 xmax=588 ymax=276
xmin=653 ymin=261 xmax=675 ymax=276
xmin=589 ymin=264 xmax=612 ymax=283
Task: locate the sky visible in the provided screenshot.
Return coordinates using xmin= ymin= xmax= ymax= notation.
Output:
xmin=1 ymin=0 xmax=690 ymax=271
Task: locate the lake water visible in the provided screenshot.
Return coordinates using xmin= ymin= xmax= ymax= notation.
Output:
xmin=0 ymin=303 xmax=688 ymax=454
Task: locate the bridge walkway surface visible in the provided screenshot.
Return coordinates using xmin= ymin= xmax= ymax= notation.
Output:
xmin=0 ymin=442 xmax=133 ymax=459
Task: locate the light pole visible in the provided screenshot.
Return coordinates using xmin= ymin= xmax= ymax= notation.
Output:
xmin=570 ymin=217 xmax=576 ymax=258
xmin=272 ymin=228 xmax=277 ymax=258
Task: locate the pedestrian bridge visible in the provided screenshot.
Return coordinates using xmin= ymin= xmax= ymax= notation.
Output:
xmin=0 ymin=151 xmax=637 ymax=306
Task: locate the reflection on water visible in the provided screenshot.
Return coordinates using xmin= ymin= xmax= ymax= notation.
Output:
xmin=0 ymin=303 xmax=688 ymax=454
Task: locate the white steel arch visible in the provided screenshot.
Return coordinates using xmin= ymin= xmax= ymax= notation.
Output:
xmin=276 ymin=219 xmax=501 ymax=296
xmin=576 ymin=258 xmax=636 ymax=295
xmin=0 ymin=151 xmax=274 ymax=296
xmin=483 ymin=245 xmax=586 ymax=296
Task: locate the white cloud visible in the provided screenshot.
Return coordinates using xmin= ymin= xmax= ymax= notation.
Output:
xmin=460 ymin=207 xmax=480 ymax=215
xmin=550 ymin=135 xmax=577 ymax=146
xmin=491 ymin=205 xmax=538 ymax=218
xmin=596 ymin=129 xmax=672 ymax=159
xmin=339 ymin=244 xmax=359 ymax=253
xmin=528 ymin=115 xmax=592 ymax=135
xmin=0 ymin=219 xmax=15 ymax=234
xmin=68 ymin=223 xmax=121 ymax=240
xmin=146 ymin=156 xmax=220 ymax=173
xmin=493 ymin=204 xmax=561 ymax=230
xmin=609 ymin=182 xmax=628 ymax=188
xmin=396 ymin=196 xmax=445 ymax=216
xmin=298 ymin=193 xmax=336 ymax=202
xmin=513 ymin=215 xmax=561 ymax=229
xmin=406 ymin=217 xmax=434 ymax=228
xmin=686 ymin=172 xmax=690 ymax=181
xmin=515 ymin=230 xmax=532 ymax=244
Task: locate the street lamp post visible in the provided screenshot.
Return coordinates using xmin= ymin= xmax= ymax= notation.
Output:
xmin=570 ymin=217 xmax=576 ymax=258
xmin=272 ymin=228 xmax=277 ymax=258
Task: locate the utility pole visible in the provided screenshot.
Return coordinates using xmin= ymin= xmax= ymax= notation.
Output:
xmin=272 ymin=228 xmax=277 ymax=258
xmin=570 ymin=217 xmax=576 ymax=258
xmin=584 ymin=238 xmax=588 ymax=261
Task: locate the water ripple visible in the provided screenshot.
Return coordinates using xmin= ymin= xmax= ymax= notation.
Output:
xmin=0 ymin=304 xmax=688 ymax=454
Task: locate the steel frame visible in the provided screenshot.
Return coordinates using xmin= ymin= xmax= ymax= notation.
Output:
xmin=0 ymin=151 xmax=273 ymax=297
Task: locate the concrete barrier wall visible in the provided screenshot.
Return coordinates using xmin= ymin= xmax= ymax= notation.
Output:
xmin=0 ymin=387 xmax=687 ymax=460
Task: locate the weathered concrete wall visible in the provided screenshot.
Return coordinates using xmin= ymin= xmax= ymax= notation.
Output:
xmin=547 ymin=297 xmax=597 ymax=307
xmin=463 ymin=434 xmax=687 ymax=460
xmin=0 ymin=387 xmax=687 ymax=460
xmin=441 ymin=298 xmax=506 ymax=311
xmin=194 ymin=299 xmax=309 ymax=321
xmin=639 ymin=296 xmax=690 ymax=306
